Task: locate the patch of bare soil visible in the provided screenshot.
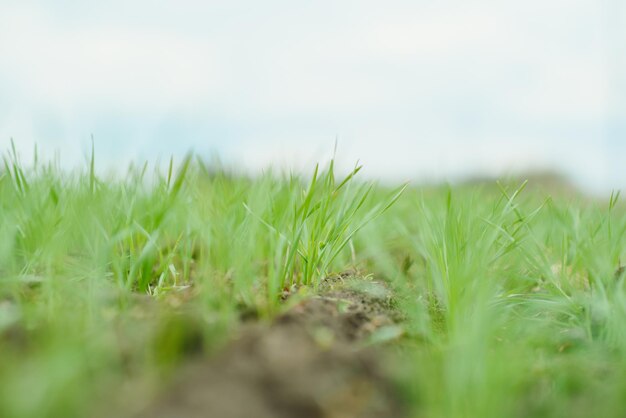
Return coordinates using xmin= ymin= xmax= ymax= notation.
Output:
xmin=135 ymin=275 xmax=406 ymax=418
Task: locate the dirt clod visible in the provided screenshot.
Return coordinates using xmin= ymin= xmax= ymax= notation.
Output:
xmin=136 ymin=276 xmax=405 ymax=418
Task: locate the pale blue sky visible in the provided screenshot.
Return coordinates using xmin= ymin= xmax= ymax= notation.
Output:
xmin=0 ymin=0 xmax=624 ymax=191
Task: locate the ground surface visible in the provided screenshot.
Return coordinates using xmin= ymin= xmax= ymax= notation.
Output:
xmin=135 ymin=275 xmax=406 ymax=418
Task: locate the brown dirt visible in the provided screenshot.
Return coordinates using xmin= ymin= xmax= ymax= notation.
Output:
xmin=134 ymin=275 xmax=406 ymax=418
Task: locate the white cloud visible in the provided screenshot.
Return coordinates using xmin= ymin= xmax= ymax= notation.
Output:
xmin=0 ymin=5 xmax=224 ymax=112
xmin=0 ymin=0 xmax=623 ymax=191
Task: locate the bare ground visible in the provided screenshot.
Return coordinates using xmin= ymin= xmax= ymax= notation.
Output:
xmin=134 ymin=275 xmax=407 ymax=418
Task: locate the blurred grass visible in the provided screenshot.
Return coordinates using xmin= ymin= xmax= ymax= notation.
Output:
xmin=1 ymin=145 xmax=626 ymax=417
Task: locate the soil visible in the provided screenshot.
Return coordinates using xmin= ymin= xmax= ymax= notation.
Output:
xmin=134 ymin=274 xmax=406 ymax=418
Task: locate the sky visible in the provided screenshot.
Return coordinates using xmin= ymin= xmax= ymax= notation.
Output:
xmin=0 ymin=1 xmax=624 ymax=192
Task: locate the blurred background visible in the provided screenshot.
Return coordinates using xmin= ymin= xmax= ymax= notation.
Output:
xmin=0 ymin=0 xmax=624 ymax=192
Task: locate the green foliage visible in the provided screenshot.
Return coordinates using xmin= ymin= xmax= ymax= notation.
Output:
xmin=2 ymin=146 xmax=626 ymax=418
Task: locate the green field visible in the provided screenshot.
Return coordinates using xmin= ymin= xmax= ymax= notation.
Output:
xmin=1 ymin=146 xmax=626 ymax=417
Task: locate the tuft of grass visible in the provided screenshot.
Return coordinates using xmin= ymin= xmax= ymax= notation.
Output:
xmin=245 ymin=160 xmax=406 ymax=308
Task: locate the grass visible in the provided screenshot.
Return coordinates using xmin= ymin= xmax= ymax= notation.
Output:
xmin=1 ymin=145 xmax=626 ymax=417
